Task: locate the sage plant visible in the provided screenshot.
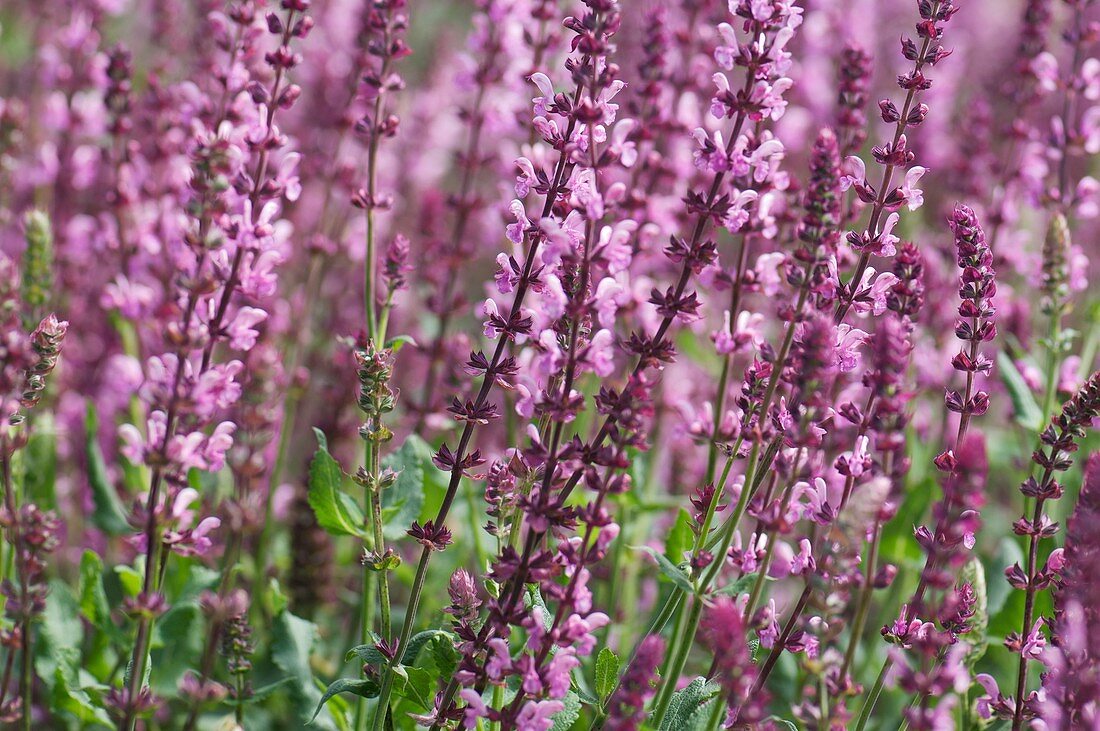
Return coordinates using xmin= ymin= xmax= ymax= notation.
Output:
xmin=0 ymin=0 xmax=1099 ymax=729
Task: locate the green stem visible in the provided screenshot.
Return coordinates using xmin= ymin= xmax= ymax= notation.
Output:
xmin=589 ymin=590 xmax=684 ymax=730
xmin=839 ymin=522 xmax=883 ymax=688
xmin=704 ymin=687 xmax=727 ymax=731
xmin=371 ymin=544 xmax=431 ymax=731
xmin=854 ymin=657 xmax=891 ymax=731
xmin=650 ymin=596 xmax=706 ymax=727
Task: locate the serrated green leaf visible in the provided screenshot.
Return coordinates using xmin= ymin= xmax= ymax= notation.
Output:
xmin=575 ymin=687 xmax=599 ymax=706
xmin=310 ymin=678 xmax=380 ymax=722
xmin=381 ymin=435 xmax=430 ymax=540
xmin=307 ymin=428 xmax=366 ymax=538
xmin=633 ymin=546 xmax=694 ymax=593
xmin=997 ymin=352 xmax=1044 ymax=431
xmin=85 ymin=404 xmax=131 ymax=535
xmin=659 ymin=677 xmax=720 ymax=731
xmin=549 ymin=691 xmax=581 ymax=731
xmin=595 ymin=648 xmax=619 ymax=703
xmin=665 ymin=509 xmax=693 ymax=564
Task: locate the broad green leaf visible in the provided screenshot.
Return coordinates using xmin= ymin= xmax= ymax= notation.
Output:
xmin=35 ymin=580 xmax=82 ymax=686
xmin=665 ymin=509 xmax=694 ymax=564
xmin=594 ymin=648 xmax=619 ymax=703
xmin=150 ymin=603 xmax=205 ymax=696
xmin=426 ymin=633 xmax=461 ymax=678
xmin=114 ymin=565 xmax=142 ymax=597
xmin=381 ymin=435 xmax=430 ymax=540
xmin=997 ymin=352 xmax=1044 ymax=431
xmin=307 ymin=428 xmax=366 ymax=538
xmin=633 ymin=546 xmax=694 ymax=593
xmin=23 ymin=421 xmax=57 ymax=508
xmin=345 ymin=643 xmax=388 ymax=665
xmin=273 ymin=609 xmax=337 ymax=730
xmin=310 ymin=678 xmax=380 ymax=722
xmin=85 ymin=404 xmax=131 ymax=535
xmin=77 ymin=550 xmax=111 ymax=628
xmin=401 ymin=629 xmax=452 ymax=666
xmin=392 ymin=665 xmax=434 ymax=711
xmin=659 ymin=677 xmax=720 ymax=731
xmin=175 ymin=563 xmax=221 ymax=603
xmin=47 ymin=666 xmax=113 ymax=727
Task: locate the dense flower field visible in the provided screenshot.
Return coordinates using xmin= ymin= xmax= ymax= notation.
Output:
xmin=0 ymin=0 xmax=1099 ymax=728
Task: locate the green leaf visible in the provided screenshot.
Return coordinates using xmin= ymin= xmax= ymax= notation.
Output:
xmin=392 ymin=665 xmax=435 ymax=711
xmin=997 ymin=352 xmax=1044 ymax=431
xmin=273 ymin=609 xmax=337 ymax=730
xmin=35 ymin=580 xmax=83 ymax=685
xmin=23 ymin=420 xmax=57 ymax=508
xmin=114 ymin=565 xmax=142 ymax=597
xmin=665 ymin=509 xmax=693 ymax=564
xmin=526 ymin=586 xmax=554 ymax=630
xmin=426 ymin=633 xmax=461 ymax=679
xmin=716 ymin=572 xmax=759 ymax=598
xmin=77 ymin=550 xmax=111 ymax=628
xmin=310 ymin=678 xmax=380 ymax=722
xmin=150 ymin=603 xmax=207 ymax=696
xmin=594 ymin=648 xmax=619 ymax=703
xmin=633 ymin=546 xmax=694 ymax=593
xmin=224 ymin=677 xmax=295 ymax=707
xmin=307 ymin=428 xmax=366 ymax=538
xmin=549 ymin=691 xmax=581 ymax=731
xmin=385 ymin=334 xmax=418 ymax=353
xmin=575 ymin=687 xmax=599 ymax=706
xmin=345 ymin=643 xmax=388 ymax=666
xmin=401 ymin=629 xmax=452 ymax=666
xmin=767 ymin=718 xmax=799 ymax=730
xmin=381 ymin=435 xmax=430 ymax=540
xmin=961 ymin=557 xmax=989 ymax=667
xmin=46 ymin=666 xmax=113 ymax=727
xmin=659 ymin=677 xmax=720 ymax=731
xmin=85 ymin=404 xmax=131 ymax=535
